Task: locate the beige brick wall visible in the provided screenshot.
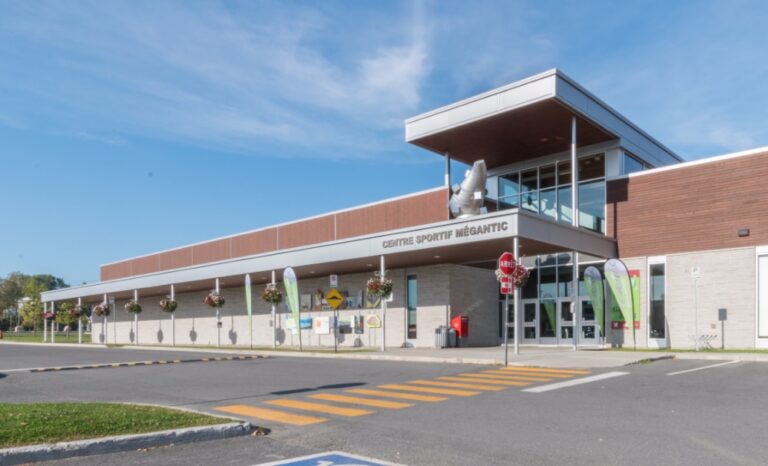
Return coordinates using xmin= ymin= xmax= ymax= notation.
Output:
xmin=94 ymin=264 xmax=455 ymax=349
xmin=613 ymin=247 xmax=757 ymax=349
xmin=449 ymin=265 xmax=499 ymax=346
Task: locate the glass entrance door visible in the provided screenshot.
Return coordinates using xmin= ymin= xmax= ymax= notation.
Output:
xmin=522 ymin=299 xmax=538 ymax=343
xmin=578 ymin=297 xmax=599 ymax=345
xmin=558 ymin=299 xmax=575 ymax=344
xmin=539 ymin=299 xmax=558 ymax=344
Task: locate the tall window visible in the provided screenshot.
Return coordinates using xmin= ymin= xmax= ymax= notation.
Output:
xmin=649 ymin=262 xmax=666 ymax=339
xmin=578 ymin=154 xmax=606 ymax=234
xmin=407 ymin=274 xmax=417 ymax=339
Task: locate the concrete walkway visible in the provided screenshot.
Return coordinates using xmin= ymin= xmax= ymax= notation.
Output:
xmin=4 ymin=340 xmax=767 ymax=368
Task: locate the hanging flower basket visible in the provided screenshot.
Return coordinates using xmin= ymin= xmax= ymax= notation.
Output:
xmin=93 ymin=303 xmax=111 ymax=317
xmin=204 ymin=290 xmax=225 ymax=309
xmin=43 ymin=311 xmax=55 ymax=321
xmin=261 ymin=283 xmax=283 ymax=305
xmin=69 ymin=304 xmax=90 ymax=318
xmin=124 ymin=300 xmax=143 ymax=314
xmin=366 ymin=272 xmax=393 ymax=298
xmin=159 ymin=297 xmax=178 ymax=313
xmin=495 ymin=263 xmax=530 ymax=288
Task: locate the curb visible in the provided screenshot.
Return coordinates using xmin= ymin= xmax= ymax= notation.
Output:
xmin=0 ymin=421 xmax=252 ymax=465
xmin=623 ymin=355 xmax=676 ymax=366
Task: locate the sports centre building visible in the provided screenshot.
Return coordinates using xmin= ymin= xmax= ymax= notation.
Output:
xmin=42 ymin=69 xmax=768 ymax=350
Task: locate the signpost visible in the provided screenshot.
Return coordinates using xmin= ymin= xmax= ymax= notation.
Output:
xmin=326 ymin=288 xmax=344 ymax=353
xmin=499 ymin=252 xmax=515 ymax=366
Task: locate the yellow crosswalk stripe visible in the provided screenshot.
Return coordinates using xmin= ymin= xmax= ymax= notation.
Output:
xmin=308 ymin=393 xmax=413 ymax=409
xmin=346 ymin=388 xmax=448 ymax=402
xmin=379 ymin=384 xmax=479 ymax=397
xmin=408 ymin=380 xmax=505 ymax=391
xmin=481 ymin=370 xmax=560 ymax=381
xmin=215 ymin=404 xmax=326 ymax=426
xmin=264 ymin=399 xmax=373 ymax=417
xmin=502 ymin=366 xmax=592 ymax=375
xmin=440 ymin=375 xmax=530 ymax=387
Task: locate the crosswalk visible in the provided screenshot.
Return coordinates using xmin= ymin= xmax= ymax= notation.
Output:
xmin=213 ymin=366 xmax=593 ymax=427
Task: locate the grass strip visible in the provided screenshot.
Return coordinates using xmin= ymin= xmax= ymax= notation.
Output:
xmin=0 ymin=402 xmax=227 ymax=449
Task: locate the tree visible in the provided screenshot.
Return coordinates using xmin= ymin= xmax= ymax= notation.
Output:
xmin=20 ymin=299 xmax=43 ymax=330
xmin=1 ymin=272 xmax=69 ymax=331
xmin=0 ymin=272 xmax=26 ymax=312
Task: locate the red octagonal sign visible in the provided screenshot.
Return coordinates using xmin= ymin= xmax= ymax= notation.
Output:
xmin=498 ymin=252 xmax=516 ymax=275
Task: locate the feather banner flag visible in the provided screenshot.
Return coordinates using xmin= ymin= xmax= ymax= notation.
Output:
xmin=283 ymin=267 xmax=302 ymax=349
xmin=604 ymin=259 xmax=636 ymax=349
xmin=583 ymin=266 xmax=604 ymax=338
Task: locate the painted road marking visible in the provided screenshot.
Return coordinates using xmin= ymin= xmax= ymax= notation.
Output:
xmin=254 ymin=451 xmax=403 ymax=466
xmin=667 ymin=360 xmax=740 ymax=376
xmin=379 ymin=384 xmax=480 ymax=397
xmin=483 ymin=369 xmax=560 ymax=381
xmin=522 ymin=371 xmax=629 ymax=393
xmin=444 ymin=375 xmax=530 ymax=386
xmin=408 ymin=379 xmax=505 ymax=391
xmin=502 ymin=366 xmax=592 ymax=375
xmin=346 ymin=388 xmax=448 ymax=402
xmin=308 ymin=393 xmax=413 ymax=409
xmin=264 ymin=399 xmax=373 ymax=417
xmin=215 ymin=404 xmax=326 ymax=426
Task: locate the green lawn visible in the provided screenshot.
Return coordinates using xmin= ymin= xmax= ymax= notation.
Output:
xmin=0 ymin=403 xmax=229 ymax=448
xmin=1 ymin=333 xmax=91 ymax=344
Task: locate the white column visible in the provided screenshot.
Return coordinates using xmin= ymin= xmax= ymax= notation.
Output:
xmin=43 ymin=302 xmax=48 ymax=343
xmin=103 ymin=293 xmax=108 ymax=345
xmin=51 ymin=302 xmax=55 ymax=343
xmin=133 ymin=289 xmax=139 ymax=345
xmin=380 ymin=255 xmax=386 ymax=352
xmin=215 ymin=278 xmax=221 ymax=348
xmin=571 ymin=116 xmax=579 ymax=352
xmin=271 ymin=270 xmax=277 ymax=349
xmin=514 ymin=237 xmax=521 ymax=356
xmin=77 ymin=297 xmax=83 ymax=345
xmin=170 ymin=284 xmax=175 ymax=347
xmin=444 ymin=152 xmax=451 ymax=187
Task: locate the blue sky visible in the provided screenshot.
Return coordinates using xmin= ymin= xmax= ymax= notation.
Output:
xmin=1 ymin=0 xmax=767 ymax=285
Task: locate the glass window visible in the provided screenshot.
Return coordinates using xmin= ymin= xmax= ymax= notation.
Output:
xmin=521 ymin=191 xmax=538 ymax=213
xmin=407 ymin=275 xmax=417 ymax=339
xmin=540 ymin=299 xmax=556 ymax=338
xmin=539 ymin=189 xmax=557 ymax=220
xmin=520 ymin=168 xmax=538 ymax=192
xmin=557 ymin=161 xmax=571 ymax=185
xmin=498 ymin=172 xmax=520 ymax=198
xmin=578 ymin=153 xmax=605 ymax=181
xmin=539 ymin=267 xmax=557 ymax=300
xmin=649 ymin=264 xmax=665 ymax=339
xmin=522 ymin=268 xmax=538 ymax=299
xmin=578 ymin=180 xmax=606 ymax=233
xmin=624 ymin=153 xmax=645 ymax=175
xmin=557 ymin=266 xmax=573 ymax=297
xmin=557 ymin=185 xmax=572 ymax=224
xmin=540 ymin=164 xmax=556 ymax=189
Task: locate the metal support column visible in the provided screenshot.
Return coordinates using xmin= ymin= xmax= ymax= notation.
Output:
xmin=514 ymin=237 xmax=521 ymax=356
xmin=43 ymin=301 xmax=47 ymax=343
xmin=380 ymin=255 xmax=386 ymax=352
xmin=271 ymin=270 xmax=277 ymax=349
xmin=444 ymin=152 xmax=451 ymax=187
xmin=51 ymin=302 xmax=55 ymax=343
xmin=215 ymin=278 xmax=221 ymax=348
xmin=170 ymin=284 xmax=176 ymax=347
xmin=133 ymin=289 xmax=139 ymax=345
xmin=77 ymin=297 xmax=83 ymax=345
xmin=571 ymin=116 xmax=579 ymax=352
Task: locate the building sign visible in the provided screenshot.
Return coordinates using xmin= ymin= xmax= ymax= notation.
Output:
xmin=381 ymin=220 xmax=510 ymax=250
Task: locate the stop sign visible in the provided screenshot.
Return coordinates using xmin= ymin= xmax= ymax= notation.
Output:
xmin=498 ymin=252 xmax=516 ymax=275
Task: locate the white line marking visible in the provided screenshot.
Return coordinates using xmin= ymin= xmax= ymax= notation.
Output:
xmin=522 ymin=371 xmax=629 ymax=393
xmin=667 ymin=360 xmax=739 ymax=376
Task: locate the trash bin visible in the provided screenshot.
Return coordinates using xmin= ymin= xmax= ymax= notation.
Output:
xmin=447 ymin=328 xmax=457 ymax=348
xmin=434 ymin=325 xmax=448 ymax=348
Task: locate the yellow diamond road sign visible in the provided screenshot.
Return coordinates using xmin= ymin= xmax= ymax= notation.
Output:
xmin=325 ymin=288 xmax=344 ymax=310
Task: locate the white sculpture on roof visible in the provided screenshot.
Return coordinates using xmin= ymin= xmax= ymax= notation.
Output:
xmin=449 ymin=160 xmax=487 ymax=218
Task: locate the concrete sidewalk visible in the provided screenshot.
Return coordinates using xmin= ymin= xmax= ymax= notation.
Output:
xmin=4 ymin=340 xmax=767 ymax=368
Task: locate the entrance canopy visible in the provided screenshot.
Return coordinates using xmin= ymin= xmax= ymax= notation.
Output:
xmin=41 ymin=209 xmax=616 ymax=304
xmin=405 ymin=69 xmax=681 ymax=169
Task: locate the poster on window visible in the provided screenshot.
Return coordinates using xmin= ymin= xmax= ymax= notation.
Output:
xmin=313 ymin=316 xmax=331 ymax=335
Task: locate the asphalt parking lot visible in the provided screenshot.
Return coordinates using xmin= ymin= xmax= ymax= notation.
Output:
xmin=2 ymin=344 xmax=766 ymax=466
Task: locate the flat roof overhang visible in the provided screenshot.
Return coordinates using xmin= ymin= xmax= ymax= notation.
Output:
xmin=405 ymin=69 xmax=682 ymax=169
xmin=41 ymin=210 xmax=616 ymax=304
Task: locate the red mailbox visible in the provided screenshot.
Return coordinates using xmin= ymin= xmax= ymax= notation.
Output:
xmin=451 ymin=315 xmax=469 ymax=339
